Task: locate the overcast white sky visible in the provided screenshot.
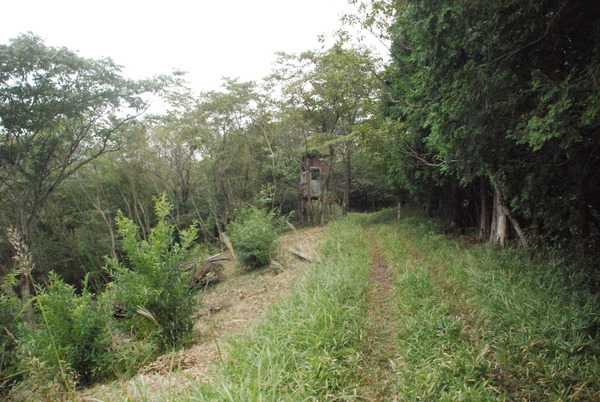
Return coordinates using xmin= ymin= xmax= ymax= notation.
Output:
xmin=1 ymin=0 xmax=380 ymax=93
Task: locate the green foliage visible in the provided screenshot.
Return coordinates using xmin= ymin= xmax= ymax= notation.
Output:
xmin=0 ymin=294 xmax=23 ymax=394
xmin=104 ymin=194 xmax=197 ymax=350
xmin=16 ymin=272 xmax=116 ymax=394
xmin=381 ymin=0 xmax=600 ymax=252
xmin=227 ymin=207 xmax=279 ymax=269
xmin=0 ymin=33 xmax=157 ymax=244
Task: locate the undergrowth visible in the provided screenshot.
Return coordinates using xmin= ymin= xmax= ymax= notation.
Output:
xmin=16 ymin=207 xmax=596 ymax=400
xmin=104 ymin=194 xmax=199 ymax=350
xmin=0 ymin=293 xmax=22 ymax=393
xmin=2 ymin=194 xmax=201 ymax=398
xmin=227 ymin=207 xmax=279 ymax=270
xmin=14 ymin=273 xmax=118 ymax=398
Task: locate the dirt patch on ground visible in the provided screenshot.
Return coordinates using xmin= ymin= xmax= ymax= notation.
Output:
xmin=77 ymin=226 xmax=326 ymax=401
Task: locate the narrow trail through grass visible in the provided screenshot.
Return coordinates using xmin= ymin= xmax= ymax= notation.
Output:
xmin=356 ymin=210 xmax=600 ymax=400
xmin=357 ymin=232 xmax=400 ymax=400
xmin=188 ymin=218 xmax=372 ymax=400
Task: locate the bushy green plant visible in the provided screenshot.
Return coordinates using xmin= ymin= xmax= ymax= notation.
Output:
xmin=16 ymin=272 xmax=116 ymax=394
xmin=0 ymin=293 xmax=23 ymax=394
xmin=227 ymin=207 xmax=279 ymax=269
xmin=104 ymin=194 xmax=198 ymax=350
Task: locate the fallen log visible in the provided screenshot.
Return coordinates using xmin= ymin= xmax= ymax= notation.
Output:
xmin=286 ymin=247 xmax=315 ymax=262
xmin=206 ymin=253 xmax=231 ymax=262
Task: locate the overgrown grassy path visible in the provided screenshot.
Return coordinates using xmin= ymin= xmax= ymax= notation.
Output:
xmin=357 ymin=233 xmax=400 ymax=400
xmin=363 ymin=210 xmax=600 ymax=400
xmin=115 ymin=210 xmax=599 ymax=401
xmin=190 ymin=218 xmax=373 ymax=400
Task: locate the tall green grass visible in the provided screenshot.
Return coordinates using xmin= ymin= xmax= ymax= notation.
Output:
xmin=190 ymin=217 xmax=372 ymax=400
xmin=373 ymin=210 xmax=600 ymax=400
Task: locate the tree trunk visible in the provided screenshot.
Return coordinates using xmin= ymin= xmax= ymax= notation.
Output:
xmin=342 ymin=155 xmax=351 ymax=216
xmin=307 ymin=196 xmax=315 ymax=226
xmin=300 ymin=196 xmax=306 ymax=222
xmin=95 ymin=200 xmax=117 ymax=259
xmin=323 ymin=147 xmax=336 ymax=224
xmin=450 ymin=179 xmax=463 ymax=233
xmin=491 ymin=180 xmax=507 ymax=248
xmin=502 ymin=204 xmax=529 ymax=249
xmin=320 ymin=163 xmax=330 ymax=225
xmin=495 ymin=201 xmax=508 ymax=249
xmin=578 ymin=189 xmax=589 ymax=258
xmin=490 ymin=188 xmax=497 ymax=241
xmin=477 ymin=176 xmax=491 ymax=243
xmin=425 ymin=187 xmax=437 ymax=218
xmin=320 ymin=190 xmax=328 ymax=225
xmin=491 ymin=178 xmax=528 ymax=249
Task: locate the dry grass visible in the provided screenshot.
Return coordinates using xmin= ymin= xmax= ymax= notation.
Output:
xmin=76 ymin=226 xmax=326 ymax=401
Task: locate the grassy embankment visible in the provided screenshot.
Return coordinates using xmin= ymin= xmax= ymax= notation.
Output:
xmin=172 ymin=209 xmax=599 ymax=400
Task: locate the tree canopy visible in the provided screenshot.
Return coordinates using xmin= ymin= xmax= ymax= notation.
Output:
xmin=381 ymin=0 xmax=600 ymax=252
xmin=0 ymin=33 xmax=157 ymax=243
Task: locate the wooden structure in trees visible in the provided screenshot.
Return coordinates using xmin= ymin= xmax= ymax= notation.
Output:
xmin=300 ymin=154 xmax=328 ymax=199
xmin=300 ymin=153 xmax=330 ymax=225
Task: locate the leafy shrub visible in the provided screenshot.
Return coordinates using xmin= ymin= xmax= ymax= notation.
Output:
xmin=104 ymin=194 xmax=198 ymax=350
xmin=0 ymin=293 xmax=22 ymax=394
xmin=227 ymin=207 xmax=279 ymax=269
xmin=16 ymin=272 xmax=116 ymax=394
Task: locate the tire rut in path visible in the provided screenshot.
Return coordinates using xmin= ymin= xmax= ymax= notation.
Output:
xmin=358 ymin=239 xmax=400 ymax=400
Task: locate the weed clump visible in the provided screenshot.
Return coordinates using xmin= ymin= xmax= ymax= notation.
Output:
xmin=228 ymin=207 xmax=279 ymax=269
xmin=3 ymin=194 xmax=200 ymax=398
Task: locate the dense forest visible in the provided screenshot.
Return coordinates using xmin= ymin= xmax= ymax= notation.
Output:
xmin=379 ymin=0 xmax=600 ymax=258
xmin=1 ymin=0 xmax=599 ymax=397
